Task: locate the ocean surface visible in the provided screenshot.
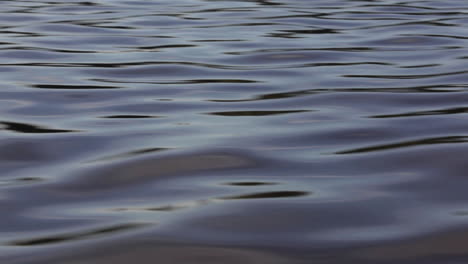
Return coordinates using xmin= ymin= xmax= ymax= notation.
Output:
xmin=1 ymin=0 xmax=468 ymax=263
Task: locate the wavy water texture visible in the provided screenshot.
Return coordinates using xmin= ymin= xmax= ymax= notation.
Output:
xmin=0 ymin=0 xmax=468 ymax=263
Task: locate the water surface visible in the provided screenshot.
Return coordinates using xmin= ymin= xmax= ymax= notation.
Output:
xmin=1 ymin=0 xmax=468 ymax=263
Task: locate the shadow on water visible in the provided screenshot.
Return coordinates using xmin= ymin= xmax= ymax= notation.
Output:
xmin=100 ymin=115 xmax=162 ymax=119
xmin=112 ymin=187 xmax=309 ymax=213
xmin=220 ymin=191 xmax=309 ymax=200
xmin=31 ymin=84 xmax=121 ymax=89
xmin=223 ymin=181 xmax=278 ymax=186
xmin=371 ymin=106 xmax=468 ymax=118
xmin=207 ymin=110 xmax=310 ymax=116
xmin=8 ymin=223 xmax=148 ymax=246
xmin=336 ymin=136 xmax=468 ymax=154
xmin=0 ymin=121 xmax=77 ymax=134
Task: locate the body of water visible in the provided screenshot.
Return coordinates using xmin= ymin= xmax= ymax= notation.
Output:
xmin=1 ymin=0 xmax=468 ymax=263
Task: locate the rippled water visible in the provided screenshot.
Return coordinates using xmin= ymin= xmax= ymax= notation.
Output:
xmin=1 ymin=0 xmax=468 ymax=263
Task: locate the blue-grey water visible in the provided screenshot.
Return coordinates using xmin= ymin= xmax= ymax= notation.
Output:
xmin=1 ymin=0 xmax=468 ymax=263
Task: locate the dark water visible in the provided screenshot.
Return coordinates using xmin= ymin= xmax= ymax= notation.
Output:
xmin=1 ymin=0 xmax=468 ymax=263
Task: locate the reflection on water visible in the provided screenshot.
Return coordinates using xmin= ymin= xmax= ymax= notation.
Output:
xmin=1 ymin=0 xmax=468 ymax=263
xmin=0 ymin=121 xmax=77 ymax=133
xmin=220 ymin=190 xmax=309 ymax=200
xmin=9 ymin=223 xmax=147 ymax=246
